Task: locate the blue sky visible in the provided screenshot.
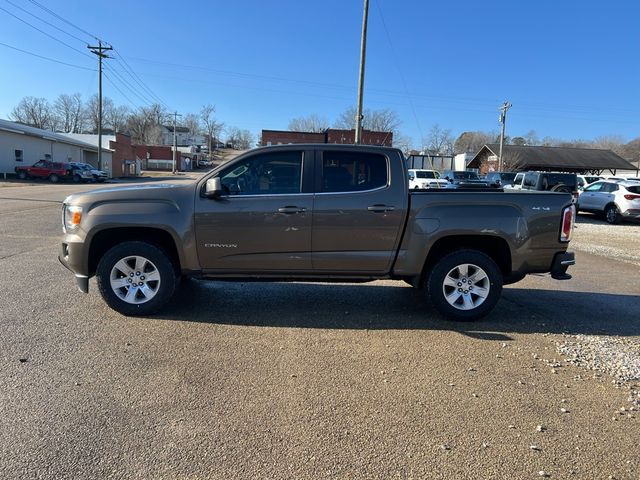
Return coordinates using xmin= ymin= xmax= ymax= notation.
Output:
xmin=1 ymin=0 xmax=639 ymax=148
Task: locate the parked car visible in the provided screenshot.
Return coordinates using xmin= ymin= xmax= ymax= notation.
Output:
xmin=15 ymin=160 xmax=91 ymax=183
xmin=407 ymin=169 xmax=448 ymax=189
xmin=576 ymin=174 xmax=603 ymax=190
xmin=70 ymin=162 xmax=108 ymax=183
xmin=59 ymin=144 xmax=575 ymax=321
xmin=441 ymin=170 xmax=490 ymax=188
xmin=506 ymin=171 xmax=578 ymax=202
xmin=485 ymin=171 xmax=517 ymax=188
xmin=577 ymin=180 xmax=640 ymax=224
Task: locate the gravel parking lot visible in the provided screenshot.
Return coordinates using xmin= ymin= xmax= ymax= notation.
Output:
xmin=0 ymin=181 xmax=638 ymax=479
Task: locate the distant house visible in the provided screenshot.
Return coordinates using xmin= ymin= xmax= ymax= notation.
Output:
xmin=261 ymin=128 xmax=393 ymax=147
xmin=468 ymin=144 xmax=636 ymax=175
xmin=160 ymin=125 xmax=205 ymax=147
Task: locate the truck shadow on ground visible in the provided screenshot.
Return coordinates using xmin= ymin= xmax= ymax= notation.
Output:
xmin=159 ymin=279 xmax=640 ymax=339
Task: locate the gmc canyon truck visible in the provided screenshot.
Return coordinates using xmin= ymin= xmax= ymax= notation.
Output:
xmin=59 ymin=144 xmax=576 ymax=321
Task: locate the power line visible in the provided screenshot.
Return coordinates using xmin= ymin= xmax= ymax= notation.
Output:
xmin=374 ymin=0 xmax=424 ymax=146
xmin=113 ymin=50 xmax=169 ymax=109
xmin=0 ymin=4 xmax=92 ymax=59
xmin=3 ymin=0 xmax=87 ymax=44
xmin=0 ymin=40 xmax=93 ymax=70
xmin=26 ymin=0 xmax=98 ymax=42
xmin=103 ymin=71 xmax=138 ymax=108
xmin=104 ymin=64 xmax=156 ymax=106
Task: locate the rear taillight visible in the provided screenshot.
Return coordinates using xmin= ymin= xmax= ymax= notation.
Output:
xmin=623 ymin=194 xmax=640 ymax=200
xmin=560 ymin=205 xmax=575 ymax=242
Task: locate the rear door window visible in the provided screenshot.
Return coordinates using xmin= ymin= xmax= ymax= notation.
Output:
xmin=321 ymin=151 xmax=388 ymax=193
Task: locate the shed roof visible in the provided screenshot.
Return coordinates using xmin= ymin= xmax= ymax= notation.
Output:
xmin=469 ymin=144 xmax=635 ymax=172
xmin=0 ymin=119 xmax=108 ymax=152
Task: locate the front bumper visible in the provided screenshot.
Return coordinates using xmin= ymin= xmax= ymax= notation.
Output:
xmin=550 ymin=251 xmax=575 ymax=280
xmin=59 ymin=241 xmax=90 ymax=293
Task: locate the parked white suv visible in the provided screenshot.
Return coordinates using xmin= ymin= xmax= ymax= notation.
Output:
xmin=578 ymin=180 xmax=640 ymax=224
xmin=407 ymin=169 xmax=448 ymax=189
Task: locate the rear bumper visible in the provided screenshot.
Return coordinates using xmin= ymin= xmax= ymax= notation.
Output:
xmin=550 ymin=251 xmax=575 ymax=280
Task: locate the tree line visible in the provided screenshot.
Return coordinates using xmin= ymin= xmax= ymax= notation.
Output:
xmin=8 ymin=94 xmax=255 ymax=151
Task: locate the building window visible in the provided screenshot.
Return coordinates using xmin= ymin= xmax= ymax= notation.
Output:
xmin=15 ymin=149 xmax=23 ymax=162
xmin=44 ymin=154 xmax=52 ymax=160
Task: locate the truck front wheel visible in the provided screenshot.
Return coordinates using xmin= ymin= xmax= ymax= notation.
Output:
xmin=427 ymin=249 xmax=503 ymax=321
xmin=96 ymin=241 xmax=177 ymax=316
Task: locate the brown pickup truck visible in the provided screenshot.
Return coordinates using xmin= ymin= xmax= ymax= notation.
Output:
xmin=59 ymin=144 xmax=575 ymax=320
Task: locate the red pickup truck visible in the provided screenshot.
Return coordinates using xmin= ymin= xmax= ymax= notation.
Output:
xmin=15 ymin=160 xmax=91 ymax=183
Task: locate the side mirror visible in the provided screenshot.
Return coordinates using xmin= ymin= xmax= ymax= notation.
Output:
xmin=205 ymin=177 xmax=222 ymax=198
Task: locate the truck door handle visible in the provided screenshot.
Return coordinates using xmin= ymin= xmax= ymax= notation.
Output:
xmin=367 ymin=204 xmax=395 ymax=213
xmin=278 ymin=206 xmax=307 ymax=214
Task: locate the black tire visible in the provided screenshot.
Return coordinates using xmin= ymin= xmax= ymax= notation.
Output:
xmin=17 ymin=170 xmax=27 ymax=180
xmin=49 ymin=174 xmax=59 ymax=183
xmin=72 ymin=174 xmax=82 ymax=183
xmin=96 ymin=241 xmax=177 ymax=316
xmin=604 ymin=204 xmax=621 ymax=224
xmin=427 ymin=249 xmax=503 ymax=321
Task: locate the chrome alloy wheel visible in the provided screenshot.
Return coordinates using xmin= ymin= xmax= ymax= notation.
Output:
xmin=109 ymin=255 xmax=161 ymax=305
xmin=442 ymin=263 xmax=490 ymax=311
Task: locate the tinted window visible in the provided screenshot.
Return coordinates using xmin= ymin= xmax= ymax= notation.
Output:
xmin=321 ymin=151 xmax=387 ymax=193
xmin=602 ymin=183 xmax=619 ymax=193
xmin=627 ymin=185 xmax=640 ymax=194
xmin=416 ymin=171 xmax=436 ymax=179
xmin=547 ymin=174 xmax=577 ymax=189
xmin=220 ymin=151 xmax=303 ymax=195
xmin=453 ymin=171 xmax=479 ymax=180
xmin=523 ymin=173 xmax=537 ymax=188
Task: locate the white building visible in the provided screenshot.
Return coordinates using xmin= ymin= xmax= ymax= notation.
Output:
xmin=0 ymin=119 xmax=112 ymax=177
xmin=160 ymin=125 xmax=206 ymax=147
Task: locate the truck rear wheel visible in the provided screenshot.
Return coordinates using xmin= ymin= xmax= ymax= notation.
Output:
xmin=427 ymin=249 xmax=503 ymax=321
xmin=96 ymin=241 xmax=177 ymax=316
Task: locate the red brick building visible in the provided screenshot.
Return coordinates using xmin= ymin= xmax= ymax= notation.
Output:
xmin=108 ymin=133 xmax=137 ymax=177
xmin=261 ymin=128 xmax=393 ymax=147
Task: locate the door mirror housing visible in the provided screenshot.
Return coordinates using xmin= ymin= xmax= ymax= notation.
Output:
xmin=205 ymin=177 xmax=223 ymax=198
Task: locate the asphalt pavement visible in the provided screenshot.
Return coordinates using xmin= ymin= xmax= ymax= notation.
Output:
xmin=0 ymin=181 xmax=638 ymax=480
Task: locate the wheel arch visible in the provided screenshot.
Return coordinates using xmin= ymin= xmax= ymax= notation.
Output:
xmin=420 ymin=235 xmax=511 ymax=284
xmin=88 ymin=227 xmax=181 ymax=277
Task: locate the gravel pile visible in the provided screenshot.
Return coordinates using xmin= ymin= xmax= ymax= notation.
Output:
xmin=572 ymin=217 xmax=640 ymax=266
xmin=558 ymin=334 xmax=640 ymax=407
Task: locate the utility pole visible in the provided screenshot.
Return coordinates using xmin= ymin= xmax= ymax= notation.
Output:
xmin=87 ymin=40 xmax=112 ymax=172
xmin=354 ymin=0 xmax=369 ymax=144
xmin=172 ymin=111 xmax=182 ymax=174
xmin=498 ymin=101 xmax=512 ymax=171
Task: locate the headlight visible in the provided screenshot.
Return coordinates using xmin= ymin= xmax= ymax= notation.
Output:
xmin=63 ymin=205 xmax=83 ymax=233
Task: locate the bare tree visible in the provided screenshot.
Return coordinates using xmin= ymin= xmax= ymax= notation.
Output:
xmin=288 ymin=114 xmax=329 ymax=133
xmin=393 ymin=134 xmax=413 ymax=155
xmin=53 ymin=93 xmax=84 ymax=133
xmin=84 ymin=95 xmax=115 ymax=133
xmin=226 ymin=127 xmax=254 ymax=150
xmin=107 ymin=104 xmax=131 ymax=133
xmin=334 ymin=106 xmax=401 ymax=135
xmin=10 ymin=96 xmax=54 ymax=130
xmin=423 ymin=124 xmax=454 ymax=155
xmin=201 ymin=104 xmax=223 ymax=154
xmin=183 ymin=113 xmax=202 ymax=136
